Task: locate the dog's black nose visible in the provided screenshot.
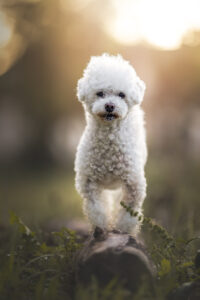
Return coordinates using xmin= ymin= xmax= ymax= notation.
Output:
xmin=105 ymin=103 xmax=115 ymax=113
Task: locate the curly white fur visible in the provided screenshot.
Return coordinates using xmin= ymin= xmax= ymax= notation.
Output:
xmin=74 ymin=54 xmax=147 ymax=236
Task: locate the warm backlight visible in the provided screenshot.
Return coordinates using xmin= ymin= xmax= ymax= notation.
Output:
xmin=105 ymin=0 xmax=200 ymax=50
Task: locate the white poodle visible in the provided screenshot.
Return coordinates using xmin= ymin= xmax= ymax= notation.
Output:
xmin=74 ymin=54 xmax=147 ymax=236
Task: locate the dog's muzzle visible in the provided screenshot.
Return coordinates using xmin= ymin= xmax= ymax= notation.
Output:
xmin=97 ymin=102 xmax=119 ymax=121
xmin=97 ymin=112 xmax=119 ymax=121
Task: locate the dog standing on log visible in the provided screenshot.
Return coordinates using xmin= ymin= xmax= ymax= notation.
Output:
xmin=75 ymin=54 xmax=147 ymax=236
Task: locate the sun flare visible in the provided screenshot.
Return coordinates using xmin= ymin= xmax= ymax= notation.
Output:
xmin=105 ymin=0 xmax=200 ymax=50
xmin=0 ymin=12 xmax=13 ymax=48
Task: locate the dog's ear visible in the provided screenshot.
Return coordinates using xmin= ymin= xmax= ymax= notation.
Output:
xmin=77 ymin=77 xmax=86 ymax=102
xmin=131 ymin=76 xmax=146 ymax=105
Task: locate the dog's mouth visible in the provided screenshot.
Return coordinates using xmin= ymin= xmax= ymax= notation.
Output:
xmin=98 ymin=113 xmax=119 ymax=121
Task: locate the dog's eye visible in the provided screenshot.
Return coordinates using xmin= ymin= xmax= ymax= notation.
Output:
xmin=118 ymin=92 xmax=125 ymax=98
xmin=96 ymin=91 xmax=104 ymax=98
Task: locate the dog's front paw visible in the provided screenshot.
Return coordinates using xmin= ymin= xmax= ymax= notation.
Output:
xmin=93 ymin=226 xmax=108 ymax=239
xmin=115 ymin=212 xmax=140 ymax=236
xmin=85 ymin=200 xmax=109 ymax=230
xmin=87 ymin=211 xmax=109 ymax=231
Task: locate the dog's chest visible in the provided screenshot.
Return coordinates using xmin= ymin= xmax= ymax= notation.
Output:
xmin=88 ymin=126 xmax=135 ymax=179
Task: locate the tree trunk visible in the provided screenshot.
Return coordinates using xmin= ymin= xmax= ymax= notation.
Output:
xmin=77 ymin=227 xmax=155 ymax=293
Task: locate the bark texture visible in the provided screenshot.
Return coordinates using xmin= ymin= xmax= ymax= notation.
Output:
xmin=77 ymin=227 xmax=154 ymax=293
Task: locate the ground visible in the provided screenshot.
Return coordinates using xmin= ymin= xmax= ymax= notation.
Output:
xmin=0 ymin=155 xmax=200 ymax=299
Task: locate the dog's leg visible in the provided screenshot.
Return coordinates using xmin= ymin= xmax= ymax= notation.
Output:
xmin=115 ymin=176 xmax=146 ymax=236
xmin=79 ymin=179 xmax=108 ymax=230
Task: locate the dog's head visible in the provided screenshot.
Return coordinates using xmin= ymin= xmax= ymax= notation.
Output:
xmin=77 ymin=54 xmax=146 ymax=122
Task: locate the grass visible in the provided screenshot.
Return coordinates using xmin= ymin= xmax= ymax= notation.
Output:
xmin=0 ymin=168 xmax=83 ymax=228
xmin=121 ymin=201 xmax=200 ymax=298
xmin=0 ymin=212 xmax=81 ymax=300
xmin=1 ymin=207 xmax=200 ymax=299
xmin=0 ymin=155 xmax=200 ymax=299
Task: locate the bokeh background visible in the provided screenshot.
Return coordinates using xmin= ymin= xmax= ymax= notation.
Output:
xmin=0 ymin=0 xmax=200 ymax=238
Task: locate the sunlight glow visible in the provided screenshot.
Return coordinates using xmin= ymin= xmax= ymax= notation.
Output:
xmin=0 ymin=12 xmax=13 ymax=48
xmin=0 ymin=12 xmax=26 ymax=76
xmin=105 ymin=0 xmax=200 ymax=50
xmin=60 ymin=0 xmax=92 ymax=12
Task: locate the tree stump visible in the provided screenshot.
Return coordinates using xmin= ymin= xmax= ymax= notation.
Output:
xmin=77 ymin=227 xmax=155 ymax=293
